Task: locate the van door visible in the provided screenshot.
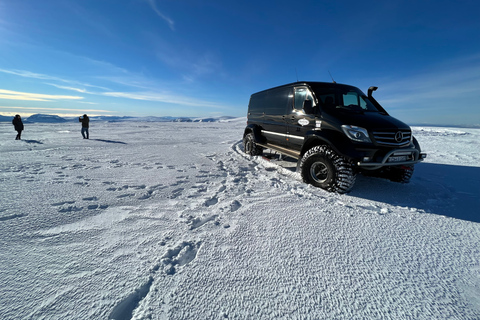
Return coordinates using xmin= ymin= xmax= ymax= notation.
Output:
xmin=286 ymin=86 xmax=317 ymax=151
xmin=262 ymin=86 xmax=292 ymax=148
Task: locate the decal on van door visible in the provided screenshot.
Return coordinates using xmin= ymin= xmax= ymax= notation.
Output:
xmin=298 ymin=118 xmax=309 ymax=126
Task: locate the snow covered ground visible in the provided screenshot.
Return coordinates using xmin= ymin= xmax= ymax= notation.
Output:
xmin=0 ymin=119 xmax=479 ymax=319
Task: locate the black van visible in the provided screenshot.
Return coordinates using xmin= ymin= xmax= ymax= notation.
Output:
xmin=243 ymin=81 xmax=426 ymax=193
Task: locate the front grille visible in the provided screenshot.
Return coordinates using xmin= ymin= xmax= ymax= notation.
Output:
xmin=372 ymin=130 xmax=411 ymax=146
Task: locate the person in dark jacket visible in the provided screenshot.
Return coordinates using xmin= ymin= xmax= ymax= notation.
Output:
xmin=12 ymin=114 xmax=24 ymax=140
xmin=79 ymin=114 xmax=89 ymax=139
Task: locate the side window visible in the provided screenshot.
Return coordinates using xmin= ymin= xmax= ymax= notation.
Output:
xmin=265 ymin=87 xmax=291 ymax=115
xmin=360 ymin=95 xmax=379 ymax=111
xmin=359 ymin=97 xmax=367 ymax=109
xmin=294 ymin=87 xmax=315 ymax=113
xmin=248 ymin=92 xmax=267 ymax=114
xmin=311 ymin=85 xmax=336 ymax=110
xmin=294 ymin=87 xmax=307 ymax=110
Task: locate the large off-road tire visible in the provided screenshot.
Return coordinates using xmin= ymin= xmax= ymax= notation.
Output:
xmin=243 ymin=133 xmax=263 ymax=156
xmin=300 ymin=145 xmax=356 ymax=193
xmin=386 ymin=165 xmax=414 ymax=183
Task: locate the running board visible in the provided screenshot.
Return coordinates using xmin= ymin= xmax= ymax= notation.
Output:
xmin=257 ymin=143 xmax=301 ymax=159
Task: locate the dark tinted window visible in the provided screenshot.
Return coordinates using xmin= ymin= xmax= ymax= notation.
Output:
xmin=264 ymin=86 xmax=291 ymax=115
xmin=248 ymin=92 xmax=267 ymax=114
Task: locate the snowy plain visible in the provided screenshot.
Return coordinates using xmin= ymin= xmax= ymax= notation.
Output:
xmin=0 ymin=119 xmax=479 ymax=320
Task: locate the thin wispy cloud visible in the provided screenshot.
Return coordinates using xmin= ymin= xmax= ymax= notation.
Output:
xmin=0 ymin=89 xmax=83 ymax=102
xmin=103 ymin=91 xmax=225 ymax=109
xmin=0 ymin=106 xmax=111 ymax=113
xmin=0 ymin=66 xmax=208 ymax=108
xmin=96 ymin=75 xmax=154 ymax=90
xmin=146 ymin=0 xmax=175 ymax=30
xmin=46 ymin=83 xmax=87 ymax=93
xmin=0 ymin=68 xmax=111 ymax=92
xmin=0 ymin=68 xmax=65 ymax=82
xmin=77 ymin=101 xmax=99 ymax=105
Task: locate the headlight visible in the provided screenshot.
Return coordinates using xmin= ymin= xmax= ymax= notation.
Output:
xmin=341 ymin=125 xmax=372 ymax=143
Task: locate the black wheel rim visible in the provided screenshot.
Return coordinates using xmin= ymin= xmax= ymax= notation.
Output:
xmin=310 ymin=161 xmax=328 ymax=183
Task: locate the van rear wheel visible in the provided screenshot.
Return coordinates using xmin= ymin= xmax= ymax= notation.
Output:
xmin=243 ymin=133 xmax=263 ymax=156
xmin=300 ymin=145 xmax=356 ymax=193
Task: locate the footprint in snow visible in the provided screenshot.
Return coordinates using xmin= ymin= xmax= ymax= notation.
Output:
xmin=58 ymin=206 xmax=83 ymax=213
xmin=188 ymin=215 xmax=218 ymax=230
xmin=230 ymin=200 xmax=242 ymax=212
xmin=161 ymin=241 xmax=201 ymax=275
xmin=168 ymin=188 xmax=184 ymax=199
xmin=0 ymin=213 xmax=27 ymax=222
xmin=51 ymin=201 xmax=76 ymax=207
xmin=205 ymin=196 xmax=218 ymax=207
xmin=117 ymin=193 xmax=135 ymax=199
xmin=87 ymin=204 xmax=109 ymax=210
xmin=82 ymin=196 xmax=98 ymax=201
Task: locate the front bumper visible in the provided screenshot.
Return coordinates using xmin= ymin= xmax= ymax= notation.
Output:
xmin=356 ymin=148 xmax=427 ymax=168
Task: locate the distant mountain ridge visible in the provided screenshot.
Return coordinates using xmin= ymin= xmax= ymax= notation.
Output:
xmin=0 ymin=114 xmax=239 ymax=123
xmin=1 ymin=114 xmax=477 ymax=128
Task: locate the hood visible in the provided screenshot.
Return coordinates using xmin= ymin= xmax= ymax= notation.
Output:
xmin=327 ymin=111 xmax=410 ymax=131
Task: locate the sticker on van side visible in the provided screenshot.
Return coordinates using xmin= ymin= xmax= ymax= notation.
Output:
xmin=298 ymin=119 xmax=309 ymax=126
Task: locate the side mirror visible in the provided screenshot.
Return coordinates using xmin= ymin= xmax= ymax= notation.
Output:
xmin=303 ymin=100 xmax=314 ymax=114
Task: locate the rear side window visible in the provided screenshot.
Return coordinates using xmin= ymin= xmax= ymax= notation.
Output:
xmin=264 ymin=86 xmax=291 ymax=115
xmin=248 ymin=92 xmax=267 ymax=114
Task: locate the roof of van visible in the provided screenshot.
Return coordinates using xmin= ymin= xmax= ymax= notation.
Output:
xmin=252 ymin=81 xmax=356 ymax=95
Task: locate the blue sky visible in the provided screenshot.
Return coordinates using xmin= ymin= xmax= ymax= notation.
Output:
xmin=1 ymin=0 xmax=479 ymax=125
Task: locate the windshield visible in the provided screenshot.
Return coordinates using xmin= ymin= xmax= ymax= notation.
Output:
xmin=310 ymin=84 xmax=380 ymax=113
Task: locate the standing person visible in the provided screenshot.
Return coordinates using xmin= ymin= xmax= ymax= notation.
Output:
xmin=79 ymin=114 xmax=90 ymax=139
xmin=12 ymin=114 xmax=24 ymax=140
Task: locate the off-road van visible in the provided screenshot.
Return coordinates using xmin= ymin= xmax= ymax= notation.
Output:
xmin=243 ymin=81 xmax=426 ymax=193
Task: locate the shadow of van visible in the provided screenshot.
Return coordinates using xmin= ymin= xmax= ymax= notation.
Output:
xmin=352 ymin=163 xmax=480 ymax=223
xmin=259 ymin=151 xmax=479 ymax=223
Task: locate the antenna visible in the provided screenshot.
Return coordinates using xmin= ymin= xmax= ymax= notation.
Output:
xmin=295 ymin=68 xmax=299 ymax=82
xmin=328 ymin=70 xmax=336 ymax=83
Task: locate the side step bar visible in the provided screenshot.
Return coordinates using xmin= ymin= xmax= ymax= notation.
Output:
xmin=257 ymin=143 xmax=301 ymax=159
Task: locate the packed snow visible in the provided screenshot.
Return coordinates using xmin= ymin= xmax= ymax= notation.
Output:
xmin=0 ymin=119 xmax=479 ymax=319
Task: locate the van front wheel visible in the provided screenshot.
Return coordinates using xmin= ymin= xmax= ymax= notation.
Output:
xmin=300 ymin=146 xmax=356 ymax=193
